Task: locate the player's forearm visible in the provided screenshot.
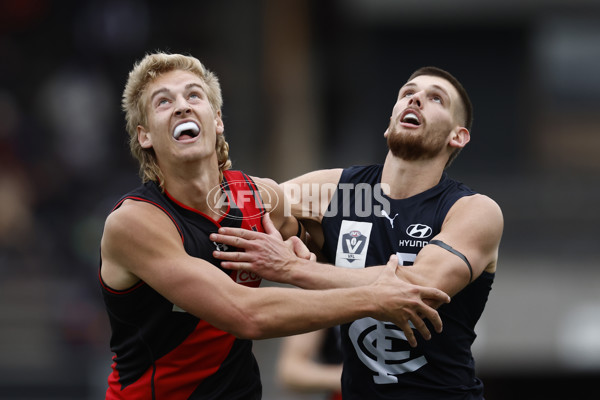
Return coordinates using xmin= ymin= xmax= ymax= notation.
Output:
xmin=287 ymin=258 xmax=382 ymax=290
xmin=237 ymin=285 xmax=376 ymax=339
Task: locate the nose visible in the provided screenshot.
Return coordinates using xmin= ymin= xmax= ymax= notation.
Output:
xmin=174 ymin=96 xmax=191 ymax=116
xmin=408 ymin=91 xmax=423 ymax=108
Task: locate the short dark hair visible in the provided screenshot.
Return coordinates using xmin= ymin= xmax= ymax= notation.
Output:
xmin=408 ymin=66 xmax=473 ymax=168
xmin=408 ymin=66 xmax=473 ymax=132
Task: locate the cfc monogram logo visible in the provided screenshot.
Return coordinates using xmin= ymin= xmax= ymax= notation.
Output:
xmin=349 ymin=318 xmax=428 ymax=384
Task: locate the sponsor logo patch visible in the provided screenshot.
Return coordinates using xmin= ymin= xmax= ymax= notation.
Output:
xmin=405 ymin=223 xmax=432 ymax=239
xmin=230 ymin=270 xmax=262 ymax=287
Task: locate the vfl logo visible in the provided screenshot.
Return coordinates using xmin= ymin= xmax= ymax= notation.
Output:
xmin=381 ymin=210 xmax=398 ymax=228
xmin=341 ymin=230 xmax=367 ymax=262
xmin=349 ymin=317 xmax=428 ymax=384
xmin=406 ymin=224 xmax=432 ymax=239
xmin=335 ymin=221 xmax=372 ymax=268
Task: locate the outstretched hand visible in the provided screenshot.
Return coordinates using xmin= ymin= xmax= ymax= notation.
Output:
xmin=211 ymin=216 xmax=450 ymax=347
xmin=372 ymin=255 xmax=450 ymax=347
xmin=210 ymin=213 xmax=314 ymax=285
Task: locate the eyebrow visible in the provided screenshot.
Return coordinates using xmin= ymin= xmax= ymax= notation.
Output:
xmin=402 ymin=82 xmax=451 ymax=101
xmin=149 ymin=82 xmax=205 ymax=103
xmin=149 ymin=87 xmax=170 ymax=103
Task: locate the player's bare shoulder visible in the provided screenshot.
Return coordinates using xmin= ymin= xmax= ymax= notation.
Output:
xmin=103 ymin=200 xmax=175 ymax=244
xmin=444 ymin=194 xmax=503 ymax=241
xmin=443 ymin=194 xmax=503 ymax=273
xmin=459 ymin=194 xmax=503 ymax=226
xmin=101 ymin=200 xmax=182 ymax=289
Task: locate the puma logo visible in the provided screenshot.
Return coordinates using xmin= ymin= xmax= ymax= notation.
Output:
xmin=381 ymin=210 xmax=398 ymax=228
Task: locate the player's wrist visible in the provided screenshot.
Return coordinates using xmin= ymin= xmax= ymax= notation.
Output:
xmin=285 ymin=257 xmax=319 ymax=289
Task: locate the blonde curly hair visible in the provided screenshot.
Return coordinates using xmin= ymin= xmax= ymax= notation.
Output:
xmin=122 ymin=52 xmax=231 ymax=187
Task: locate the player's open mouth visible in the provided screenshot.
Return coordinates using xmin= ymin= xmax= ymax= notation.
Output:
xmin=401 ymin=111 xmax=421 ymax=126
xmin=173 ymin=121 xmax=200 ymax=140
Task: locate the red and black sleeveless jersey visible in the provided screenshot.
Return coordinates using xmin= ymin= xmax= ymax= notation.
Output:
xmin=100 ymin=170 xmax=265 ymax=399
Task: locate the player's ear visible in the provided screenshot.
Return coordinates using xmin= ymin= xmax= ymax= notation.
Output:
xmin=138 ymin=125 xmax=153 ymax=149
xmin=215 ymin=110 xmax=224 ymax=135
xmin=449 ymin=126 xmax=469 ymax=149
xmin=383 ymin=125 xmax=390 ymax=138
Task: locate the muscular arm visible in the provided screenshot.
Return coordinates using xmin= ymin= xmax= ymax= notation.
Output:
xmin=287 ymin=195 xmax=503 ymax=298
xmin=100 ymin=200 xmax=448 ymax=344
xmin=281 ymin=168 xmax=343 ymax=248
xmin=287 ymin=194 xmax=503 ymax=296
xmin=252 ymin=176 xmax=302 ymax=240
xmin=396 ymin=194 xmax=503 ymax=297
xmin=212 ymin=194 xmax=502 ymax=300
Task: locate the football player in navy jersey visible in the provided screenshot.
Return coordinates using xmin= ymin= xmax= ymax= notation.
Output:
xmin=213 ymin=66 xmax=503 ymax=399
xmin=98 ymin=53 xmax=451 ymax=399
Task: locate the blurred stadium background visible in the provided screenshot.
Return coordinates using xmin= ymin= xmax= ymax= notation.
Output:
xmin=1 ymin=0 xmax=599 ymax=398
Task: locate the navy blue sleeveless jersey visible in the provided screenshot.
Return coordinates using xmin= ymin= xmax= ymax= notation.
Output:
xmin=321 ymin=164 xmax=494 ymax=400
xmin=100 ymin=170 xmax=265 ymax=400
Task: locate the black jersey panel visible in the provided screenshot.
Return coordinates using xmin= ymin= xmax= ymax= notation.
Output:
xmin=101 ymin=170 xmax=265 ymax=399
xmin=322 ymin=164 xmax=492 ymax=400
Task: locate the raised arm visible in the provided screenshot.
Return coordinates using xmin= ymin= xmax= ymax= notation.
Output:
xmin=281 ymin=168 xmax=343 ymax=248
xmin=212 ymin=212 xmax=383 ymax=290
xmin=101 ymin=200 xmax=449 ymax=345
xmin=395 ymin=194 xmax=503 ymax=297
xmin=252 ymin=176 xmax=303 ymax=240
xmin=214 ymin=193 xmax=502 ymax=300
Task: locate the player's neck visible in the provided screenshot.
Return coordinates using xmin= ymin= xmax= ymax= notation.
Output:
xmin=161 ymin=157 xmax=224 ymax=216
xmin=381 ymin=151 xmax=445 ymax=199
